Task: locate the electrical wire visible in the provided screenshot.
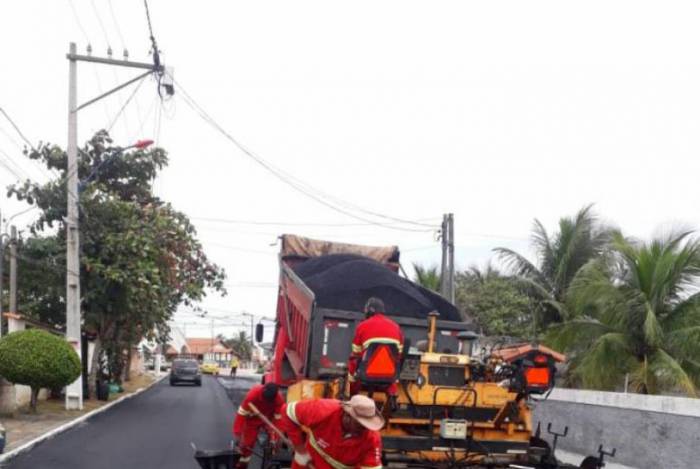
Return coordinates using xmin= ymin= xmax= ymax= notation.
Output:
xmin=172 ymin=78 xmax=437 ymax=233
xmin=67 ymin=0 xmax=90 ymax=44
xmin=90 ymin=0 xmax=112 ymax=50
xmin=191 ymin=216 xmax=439 ymax=228
xmin=107 ymin=74 xmax=148 ymax=132
xmin=106 ymin=0 xmax=126 ymax=51
xmin=205 ymin=242 xmax=277 ymax=255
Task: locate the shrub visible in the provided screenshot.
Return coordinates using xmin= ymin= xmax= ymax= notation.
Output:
xmin=0 ymin=329 xmax=81 ymax=412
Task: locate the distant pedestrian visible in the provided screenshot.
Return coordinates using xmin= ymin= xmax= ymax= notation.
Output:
xmin=230 ymin=356 xmax=240 ymax=377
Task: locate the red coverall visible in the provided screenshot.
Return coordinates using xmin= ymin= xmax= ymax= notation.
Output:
xmin=232 ymin=384 xmax=284 ymax=467
xmin=348 ymin=313 xmax=404 ymax=395
xmin=278 ymin=399 xmax=383 ymax=469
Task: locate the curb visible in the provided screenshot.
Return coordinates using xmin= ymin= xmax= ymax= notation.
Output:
xmin=0 ymin=373 xmax=167 ymax=464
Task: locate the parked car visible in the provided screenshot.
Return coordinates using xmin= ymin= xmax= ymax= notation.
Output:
xmin=170 ymin=358 xmax=202 ymax=386
xmin=200 ymin=361 xmax=220 ymax=375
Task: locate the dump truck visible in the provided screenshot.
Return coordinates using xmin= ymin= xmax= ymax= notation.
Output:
xmin=255 ymin=234 xmax=613 ymax=469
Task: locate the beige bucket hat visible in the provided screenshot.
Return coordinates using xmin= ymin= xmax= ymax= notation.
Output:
xmin=341 ymin=395 xmax=385 ymax=431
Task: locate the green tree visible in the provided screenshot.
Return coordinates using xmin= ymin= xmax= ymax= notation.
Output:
xmin=549 ymin=231 xmax=700 ymax=396
xmin=455 ymin=266 xmax=535 ymax=338
xmin=223 ymin=331 xmax=252 ymax=361
xmin=494 ymin=205 xmax=611 ymax=331
xmin=412 ymin=263 xmax=441 ymax=292
xmin=8 ymin=131 xmax=226 ymax=390
xmin=0 ymin=329 xmax=81 ymax=412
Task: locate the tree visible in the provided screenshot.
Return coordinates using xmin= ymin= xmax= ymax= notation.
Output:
xmin=0 ymin=329 xmax=81 ymax=412
xmin=455 ymin=266 xmax=535 ymax=338
xmin=14 ymin=236 xmax=65 ymax=327
xmin=223 ymin=331 xmax=252 ymax=361
xmin=8 ymin=131 xmax=226 ymax=390
xmin=549 ymin=231 xmax=700 ymax=396
xmin=412 ymin=263 xmax=441 ymax=292
xmin=494 ymin=205 xmax=611 ymax=331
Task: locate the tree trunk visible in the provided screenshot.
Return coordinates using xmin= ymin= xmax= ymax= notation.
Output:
xmin=88 ymin=335 xmax=103 ymax=399
xmin=124 ymin=341 xmax=133 ymax=382
xmin=30 ymin=387 xmax=39 ymax=413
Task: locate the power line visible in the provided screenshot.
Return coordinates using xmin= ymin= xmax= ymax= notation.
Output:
xmin=106 ymin=0 xmax=126 ymax=51
xmin=171 ymin=76 xmax=437 ymax=233
xmin=205 ymin=242 xmax=277 ymax=255
xmin=67 ymin=0 xmax=90 ymax=44
xmin=90 ymin=0 xmax=112 ymax=49
xmin=191 ymin=216 xmax=439 ymax=228
xmin=107 ymin=74 xmax=148 ymax=132
xmin=0 ymin=107 xmax=37 ymax=152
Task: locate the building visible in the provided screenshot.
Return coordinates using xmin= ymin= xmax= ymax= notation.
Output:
xmin=185 ymin=338 xmax=232 ymax=365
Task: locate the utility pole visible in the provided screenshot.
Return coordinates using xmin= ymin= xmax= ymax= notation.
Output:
xmin=439 ymin=213 xmax=455 ymax=303
xmin=9 ymin=226 xmax=17 ymax=315
xmin=65 ymin=42 xmax=165 ymax=410
xmin=0 ymin=209 xmax=6 ymax=338
xmin=448 ymin=213 xmax=455 ymax=304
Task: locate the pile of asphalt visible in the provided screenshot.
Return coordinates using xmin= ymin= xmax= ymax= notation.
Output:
xmin=293 ymin=254 xmax=461 ymax=321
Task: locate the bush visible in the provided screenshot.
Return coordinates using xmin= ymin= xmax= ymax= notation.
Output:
xmin=0 ymin=329 xmax=81 ymax=412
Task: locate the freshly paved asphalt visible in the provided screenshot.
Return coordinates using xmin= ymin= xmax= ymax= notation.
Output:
xmin=5 ymin=375 xmax=257 ymax=469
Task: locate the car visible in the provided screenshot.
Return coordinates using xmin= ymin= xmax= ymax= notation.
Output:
xmin=170 ymin=358 xmax=202 ymax=386
xmin=200 ymin=361 xmax=220 ymax=375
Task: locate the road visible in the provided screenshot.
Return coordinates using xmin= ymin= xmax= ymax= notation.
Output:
xmin=5 ymin=375 xmax=256 ymax=469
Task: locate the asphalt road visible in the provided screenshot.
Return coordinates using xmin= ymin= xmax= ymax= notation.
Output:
xmin=5 ymin=374 xmax=257 ymax=469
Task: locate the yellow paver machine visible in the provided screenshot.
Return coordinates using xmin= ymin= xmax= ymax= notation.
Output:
xmin=258 ymin=235 xmax=616 ymax=468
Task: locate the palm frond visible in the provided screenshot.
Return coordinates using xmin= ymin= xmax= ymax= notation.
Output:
xmin=413 ymin=263 xmax=441 ymax=292
xmin=649 ymin=349 xmax=697 ymax=397
xmin=574 ymin=332 xmax=634 ymax=390
xmin=493 ymin=248 xmax=550 ymax=289
xmin=642 ymin=302 xmax=664 ymax=348
xmin=664 ymin=292 xmax=700 ymax=332
xmin=665 ymin=326 xmax=700 ymax=363
xmin=546 ymin=317 xmax=615 ymax=353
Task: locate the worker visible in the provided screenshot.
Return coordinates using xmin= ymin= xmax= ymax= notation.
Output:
xmin=230 ymin=355 xmax=240 ymax=377
xmin=278 ymin=395 xmax=384 ymax=469
xmin=348 ymin=297 xmax=404 ymax=396
xmin=232 ymin=382 xmax=284 ymax=469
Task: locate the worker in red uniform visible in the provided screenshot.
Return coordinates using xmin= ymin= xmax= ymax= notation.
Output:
xmin=348 ymin=297 xmax=404 ymax=396
xmin=278 ymin=395 xmax=384 ymax=469
xmin=232 ymin=382 xmax=284 ymax=468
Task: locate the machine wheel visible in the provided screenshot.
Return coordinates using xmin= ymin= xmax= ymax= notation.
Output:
xmin=169 ymin=379 xmax=176 ymax=386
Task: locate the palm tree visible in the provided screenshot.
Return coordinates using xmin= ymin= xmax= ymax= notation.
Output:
xmin=224 ymin=331 xmax=252 ymax=361
xmin=413 ymin=263 xmax=441 ymax=292
xmin=494 ymin=205 xmax=611 ymax=329
xmin=550 ymin=231 xmax=700 ymax=396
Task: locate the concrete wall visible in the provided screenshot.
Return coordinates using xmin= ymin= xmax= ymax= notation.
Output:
xmin=532 ymin=388 xmax=700 ymax=469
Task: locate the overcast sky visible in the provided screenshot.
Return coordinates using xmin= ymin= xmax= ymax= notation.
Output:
xmin=1 ymin=1 xmax=699 ymax=341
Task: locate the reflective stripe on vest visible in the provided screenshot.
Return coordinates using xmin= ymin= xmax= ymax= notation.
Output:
xmin=237 ymin=407 xmax=251 ymax=417
xmin=305 ymin=427 xmax=353 ymax=469
xmin=286 ymin=401 xmax=300 ymax=425
xmin=361 ymin=337 xmax=402 ymax=353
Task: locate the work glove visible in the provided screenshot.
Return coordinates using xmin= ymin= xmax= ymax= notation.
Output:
xmin=293 ymin=447 xmax=312 ymax=466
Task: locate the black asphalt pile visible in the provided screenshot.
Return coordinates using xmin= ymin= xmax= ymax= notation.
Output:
xmin=293 ymin=254 xmax=461 ymax=321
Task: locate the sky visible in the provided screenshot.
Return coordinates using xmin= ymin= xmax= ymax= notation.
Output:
xmin=1 ymin=1 xmax=699 ymax=341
